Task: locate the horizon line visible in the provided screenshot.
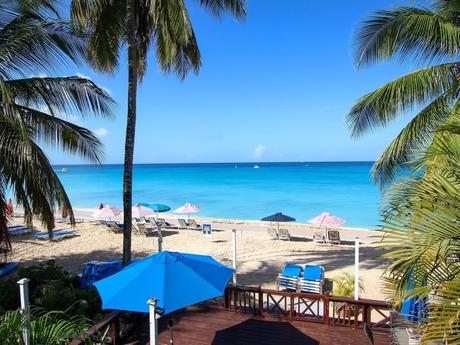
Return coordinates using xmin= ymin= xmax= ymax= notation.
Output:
xmin=52 ymin=160 xmax=375 ymax=166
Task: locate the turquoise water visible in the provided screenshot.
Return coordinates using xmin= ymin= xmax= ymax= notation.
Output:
xmin=54 ymin=162 xmax=382 ymax=228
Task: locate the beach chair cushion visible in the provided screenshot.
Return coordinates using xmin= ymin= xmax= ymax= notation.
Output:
xmin=303 ymin=265 xmax=324 ymax=281
xmin=281 ymin=264 xmax=303 ymax=277
xmin=33 ymin=230 xmax=78 ymax=241
xmin=178 ymin=219 xmax=188 ymax=228
xmin=8 ymin=226 xmax=33 ymax=235
xmin=279 ymin=229 xmax=291 ymax=240
xmin=188 ymin=219 xmax=201 ymax=229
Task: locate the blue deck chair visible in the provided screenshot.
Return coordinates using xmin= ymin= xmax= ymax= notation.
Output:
xmin=299 ymin=265 xmax=324 ymax=294
xmin=401 ymin=271 xmax=428 ymax=323
xmin=277 ymin=264 xmax=303 ymax=290
xmin=8 ymin=226 xmax=34 ymax=235
xmin=33 ymin=230 xmax=78 ymax=241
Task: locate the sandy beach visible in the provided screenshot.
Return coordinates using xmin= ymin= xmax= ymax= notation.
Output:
xmin=7 ymin=209 xmax=389 ymax=301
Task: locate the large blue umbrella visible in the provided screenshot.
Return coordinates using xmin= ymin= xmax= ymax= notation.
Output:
xmin=261 ymin=212 xmax=296 ymax=232
xmin=94 ymin=251 xmax=234 ymax=315
xmin=401 ymin=270 xmax=428 ymax=323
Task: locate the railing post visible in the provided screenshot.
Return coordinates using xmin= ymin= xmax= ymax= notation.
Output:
xmin=110 ymin=319 xmax=118 ymax=345
xmin=290 ymin=295 xmax=294 ymax=319
xmin=258 ymin=287 xmax=263 ymax=315
xmin=324 ymin=293 xmax=330 ymax=325
xmin=224 ymin=287 xmax=229 ymax=309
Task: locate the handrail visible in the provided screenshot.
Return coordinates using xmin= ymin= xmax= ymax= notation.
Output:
xmin=69 ymin=310 xmax=122 ymax=345
xmin=224 ymin=285 xmax=392 ymax=329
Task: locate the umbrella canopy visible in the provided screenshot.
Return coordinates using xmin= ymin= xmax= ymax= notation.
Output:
xmin=6 ymin=199 xmax=13 ymax=216
xmin=139 ymin=203 xmax=171 ymax=213
xmin=94 ymin=251 xmax=234 ymax=315
xmin=261 ymin=212 xmax=296 ymax=222
xmin=93 ymin=205 xmax=122 ymax=219
xmin=131 ymin=204 xmax=155 ymax=218
xmin=308 ymin=212 xmax=345 ymax=228
xmin=99 ymin=203 xmax=104 ymax=210
xmin=174 ymin=203 xmax=200 ymax=214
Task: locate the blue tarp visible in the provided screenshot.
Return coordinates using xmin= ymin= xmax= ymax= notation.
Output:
xmin=94 ymin=251 xmax=234 ymax=315
xmin=80 ymin=260 xmax=124 ymax=288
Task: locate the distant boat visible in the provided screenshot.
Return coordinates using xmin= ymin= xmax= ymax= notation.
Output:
xmin=253 ymin=165 xmax=259 ymax=169
xmin=61 ymin=167 xmax=69 ymax=172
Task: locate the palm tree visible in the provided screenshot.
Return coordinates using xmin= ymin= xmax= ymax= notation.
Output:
xmin=348 ymin=1 xmax=460 ymax=186
xmin=71 ymin=0 xmax=246 ymax=266
xmin=0 ymin=0 xmax=114 ymax=258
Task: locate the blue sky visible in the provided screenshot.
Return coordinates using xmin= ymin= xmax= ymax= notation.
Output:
xmin=49 ymin=0 xmax=417 ymax=164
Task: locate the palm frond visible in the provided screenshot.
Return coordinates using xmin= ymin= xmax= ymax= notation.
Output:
xmin=347 ymin=63 xmax=458 ymax=138
xmin=355 ymin=6 xmax=460 ymax=67
xmin=194 ymin=0 xmax=247 ymax=19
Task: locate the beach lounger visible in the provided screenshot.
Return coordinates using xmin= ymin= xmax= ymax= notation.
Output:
xmin=153 ymin=218 xmax=173 ymax=229
xmin=267 ymin=228 xmax=279 ymax=240
xmin=188 ymin=219 xmax=201 ymax=230
xmin=33 ymin=230 xmax=79 ymax=241
xmin=103 ymin=220 xmax=123 ymax=233
xmin=313 ymin=232 xmax=326 ymax=244
xmin=277 ymin=264 xmax=302 ymax=290
xmin=327 ymin=230 xmax=341 ymax=245
xmin=178 ymin=218 xmax=188 ymax=229
xmin=299 ymin=265 xmax=324 ymax=294
xmin=7 ymin=225 xmax=34 ymax=235
xmin=279 ymin=229 xmax=291 ymax=241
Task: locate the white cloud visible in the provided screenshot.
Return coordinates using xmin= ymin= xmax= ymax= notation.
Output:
xmin=253 ymin=144 xmax=266 ymax=159
xmin=93 ymin=128 xmax=109 ymax=137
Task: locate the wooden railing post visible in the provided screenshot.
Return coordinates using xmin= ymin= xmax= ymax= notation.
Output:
xmin=110 ymin=319 xmax=118 ymax=345
xmin=324 ymin=293 xmax=330 ymax=325
xmin=290 ymin=295 xmax=294 ymax=319
xmin=224 ymin=287 xmax=229 ymax=309
xmin=258 ymin=286 xmax=263 ymax=315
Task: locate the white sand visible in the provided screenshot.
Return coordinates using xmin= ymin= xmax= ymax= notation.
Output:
xmin=7 ymin=210 xmax=389 ymax=300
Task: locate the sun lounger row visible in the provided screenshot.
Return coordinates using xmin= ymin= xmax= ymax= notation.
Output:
xmin=277 ymin=264 xmax=324 ymax=294
xmin=33 ymin=230 xmax=79 ymax=241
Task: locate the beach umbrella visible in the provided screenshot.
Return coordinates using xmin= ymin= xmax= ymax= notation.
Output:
xmin=93 ymin=205 xmax=122 ymax=219
xmin=99 ymin=203 xmax=104 ymax=210
xmin=131 ymin=204 xmax=155 ymax=218
xmin=94 ymin=251 xmax=234 ymax=344
xmin=138 ymin=203 xmax=171 ymax=218
xmin=174 ymin=202 xmax=200 ymax=221
xmin=6 ymin=199 xmax=13 ymax=216
xmin=61 ymin=208 xmax=68 ymax=219
xmin=261 ymin=212 xmax=296 ymax=232
xmin=308 ymin=212 xmax=346 ymax=228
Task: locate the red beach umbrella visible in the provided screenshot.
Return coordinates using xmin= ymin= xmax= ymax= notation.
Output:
xmin=6 ymin=199 xmax=13 ymax=216
xmin=99 ymin=202 xmax=104 ymax=210
xmin=61 ymin=208 xmax=69 ymax=219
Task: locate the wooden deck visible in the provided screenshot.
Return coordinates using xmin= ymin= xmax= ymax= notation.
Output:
xmin=152 ymin=305 xmax=390 ymax=345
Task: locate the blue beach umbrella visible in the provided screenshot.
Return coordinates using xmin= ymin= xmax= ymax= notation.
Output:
xmin=138 ymin=203 xmax=171 ymax=218
xmin=261 ymin=212 xmax=296 ymax=231
xmin=94 ymin=251 xmax=234 ymax=315
xmin=401 ymin=272 xmax=429 ymax=323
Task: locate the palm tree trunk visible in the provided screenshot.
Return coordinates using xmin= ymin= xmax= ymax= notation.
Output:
xmin=122 ymin=0 xmax=138 ymax=267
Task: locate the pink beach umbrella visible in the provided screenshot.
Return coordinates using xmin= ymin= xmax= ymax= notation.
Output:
xmin=308 ymin=212 xmax=346 ymax=228
xmin=174 ymin=202 xmax=200 ymax=221
xmin=131 ymin=204 xmax=155 ymax=218
xmin=93 ymin=205 xmax=122 ymax=220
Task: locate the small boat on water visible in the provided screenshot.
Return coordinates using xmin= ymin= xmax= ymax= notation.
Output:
xmin=61 ymin=167 xmax=69 ymax=172
xmin=253 ymin=164 xmax=259 ymax=169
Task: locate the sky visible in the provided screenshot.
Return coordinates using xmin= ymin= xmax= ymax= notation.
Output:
xmin=48 ymin=0 xmax=418 ymax=164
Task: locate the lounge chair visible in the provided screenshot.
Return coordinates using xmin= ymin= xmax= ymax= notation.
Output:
xmin=267 ymin=228 xmax=279 ymax=240
xmin=7 ymin=225 xmax=34 ymax=235
xmin=327 ymin=230 xmax=341 ymax=245
xmin=277 ymin=264 xmax=302 ymax=290
xmin=136 ymin=222 xmax=157 ymax=236
xmin=33 ymin=230 xmax=79 ymax=241
xmin=153 ymin=218 xmax=174 ymax=229
xmin=104 ymin=220 xmax=123 ymax=233
xmin=178 ymin=218 xmax=188 ymax=229
xmin=188 ymin=219 xmax=201 ymax=230
xmin=279 ymin=229 xmax=291 ymax=241
xmin=299 ymin=265 xmax=324 ymax=294
xmin=313 ymin=232 xmax=326 ymax=244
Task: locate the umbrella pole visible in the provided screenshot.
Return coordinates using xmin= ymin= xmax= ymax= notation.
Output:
xmin=148 ymin=298 xmax=159 ymax=345
xmin=168 ymin=317 xmax=174 ymax=345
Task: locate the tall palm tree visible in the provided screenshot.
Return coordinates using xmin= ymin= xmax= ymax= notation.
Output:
xmin=348 ymin=0 xmax=460 ymax=186
xmin=71 ymin=0 xmax=246 ymax=266
xmin=0 ymin=0 xmax=114 ymax=258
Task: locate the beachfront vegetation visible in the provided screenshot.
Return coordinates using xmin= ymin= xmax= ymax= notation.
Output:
xmin=70 ymin=0 xmax=247 ymax=266
xmin=0 ymin=0 xmax=114 ymax=256
xmin=0 ymin=308 xmax=91 ymax=345
xmin=332 ymin=272 xmax=364 ymax=297
xmin=348 ymin=0 xmax=460 ymax=187
xmin=352 ymin=1 xmax=460 ymax=342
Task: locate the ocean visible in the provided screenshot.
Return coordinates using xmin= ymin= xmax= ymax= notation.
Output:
xmin=54 ymin=162 xmax=382 ymax=228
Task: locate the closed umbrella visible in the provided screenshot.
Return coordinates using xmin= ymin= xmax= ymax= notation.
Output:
xmin=6 ymin=199 xmax=13 ymax=216
xmin=174 ymin=202 xmax=200 ymax=222
xmin=99 ymin=203 xmax=104 ymax=210
xmin=261 ymin=212 xmax=296 ymax=232
xmin=93 ymin=205 xmax=122 ymax=220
